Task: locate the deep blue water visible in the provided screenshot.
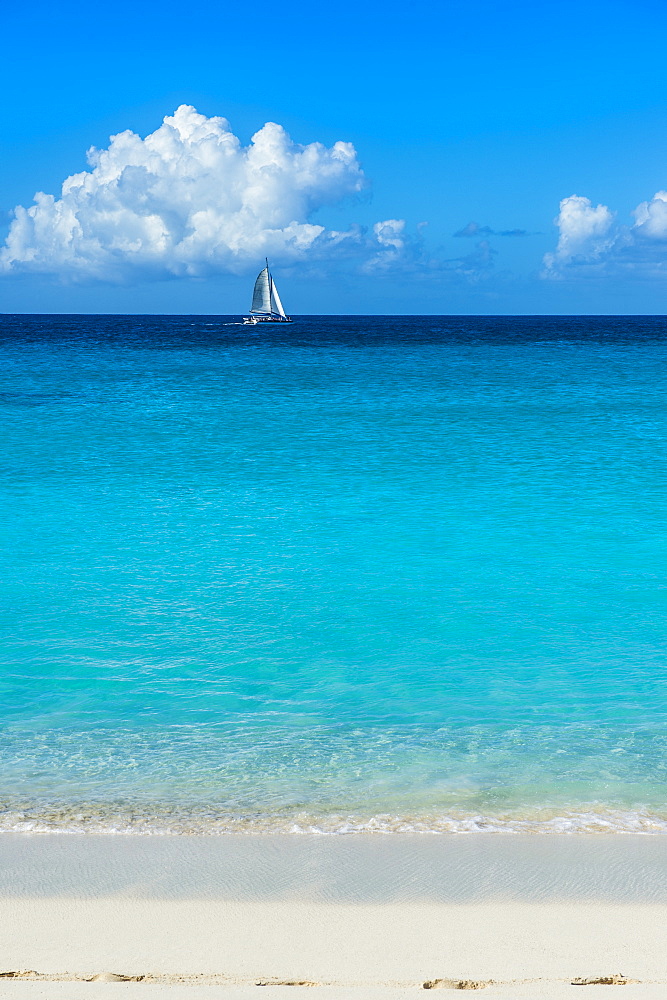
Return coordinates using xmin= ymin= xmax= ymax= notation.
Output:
xmin=2 ymin=314 xmax=666 ymax=833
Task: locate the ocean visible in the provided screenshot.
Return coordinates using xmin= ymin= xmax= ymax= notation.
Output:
xmin=2 ymin=314 xmax=666 ymax=834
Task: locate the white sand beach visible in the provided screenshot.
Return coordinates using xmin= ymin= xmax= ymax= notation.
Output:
xmin=0 ymin=834 xmax=665 ymax=998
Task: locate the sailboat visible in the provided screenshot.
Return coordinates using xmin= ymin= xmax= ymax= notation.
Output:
xmin=243 ymin=260 xmax=292 ymax=324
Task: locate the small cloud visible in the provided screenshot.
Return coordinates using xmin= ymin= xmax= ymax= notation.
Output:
xmin=450 ymin=239 xmax=497 ymax=280
xmin=454 ymin=221 xmax=531 ymax=238
xmin=373 ymin=218 xmax=406 ymax=250
xmin=454 ymin=222 xmax=494 ymax=238
xmin=402 ymin=239 xmax=499 ymax=284
xmin=362 ymin=219 xmax=412 ymax=272
xmin=362 ymin=223 xmax=496 ymax=282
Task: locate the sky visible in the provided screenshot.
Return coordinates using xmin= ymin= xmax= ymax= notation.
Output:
xmin=2 ymin=0 xmax=667 ymax=314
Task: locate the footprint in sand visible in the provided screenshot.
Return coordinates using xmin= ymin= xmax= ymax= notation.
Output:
xmin=87 ymin=973 xmax=146 ymax=982
xmin=423 ymin=980 xmax=490 ymax=990
xmin=255 ymin=981 xmax=318 ymax=987
xmin=571 ymin=975 xmax=630 ymax=986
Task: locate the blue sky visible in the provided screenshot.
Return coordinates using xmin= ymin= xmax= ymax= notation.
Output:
xmin=2 ymin=0 xmax=667 ymax=313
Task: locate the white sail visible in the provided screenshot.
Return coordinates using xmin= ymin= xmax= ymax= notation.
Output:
xmin=269 ymin=278 xmax=286 ymax=318
xmin=250 ymin=267 xmax=272 ymax=314
xmin=245 ymin=260 xmax=289 ymax=322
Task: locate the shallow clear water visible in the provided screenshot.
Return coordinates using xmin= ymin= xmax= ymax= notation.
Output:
xmin=2 ymin=314 xmax=667 ymax=833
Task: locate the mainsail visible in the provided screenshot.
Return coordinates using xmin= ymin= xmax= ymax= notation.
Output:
xmin=250 ymin=267 xmax=272 ymax=314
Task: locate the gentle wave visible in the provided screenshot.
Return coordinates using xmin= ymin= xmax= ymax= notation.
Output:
xmin=2 ymin=802 xmax=667 ymax=835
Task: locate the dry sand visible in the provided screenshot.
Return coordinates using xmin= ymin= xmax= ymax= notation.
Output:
xmin=0 ymin=834 xmax=664 ymax=998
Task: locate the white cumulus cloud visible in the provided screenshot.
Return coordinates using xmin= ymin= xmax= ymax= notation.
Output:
xmin=543 ymin=189 xmax=667 ymax=278
xmin=373 ymin=218 xmax=406 ymax=250
xmin=0 ymin=105 xmax=370 ymax=281
xmin=632 ymin=190 xmax=667 ymax=240
xmin=542 ymin=195 xmax=615 ymax=274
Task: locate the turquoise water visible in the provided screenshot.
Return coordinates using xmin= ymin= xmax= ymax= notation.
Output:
xmin=2 ymin=315 xmax=667 ymax=833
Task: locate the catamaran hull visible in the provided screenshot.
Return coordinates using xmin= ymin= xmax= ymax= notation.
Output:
xmin=243 ymin=316 xmax=293 ymax=325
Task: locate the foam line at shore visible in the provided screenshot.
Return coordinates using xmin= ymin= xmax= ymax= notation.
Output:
xmin=2 ymin=803 xmax=667 ymax=836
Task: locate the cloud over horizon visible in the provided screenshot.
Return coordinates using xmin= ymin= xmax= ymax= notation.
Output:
xmin=0 ymin=106 xmax=384 ymax=282
xmin=543 ymin=191 xmax=667 ymax=278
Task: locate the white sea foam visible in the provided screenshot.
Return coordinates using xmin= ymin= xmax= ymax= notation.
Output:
xmin=2 ymin=802 xmax=667 ymax=836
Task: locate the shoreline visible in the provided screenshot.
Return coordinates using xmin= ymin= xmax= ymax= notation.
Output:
xmin=2 ymin=802 xmax=667 ymax=836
